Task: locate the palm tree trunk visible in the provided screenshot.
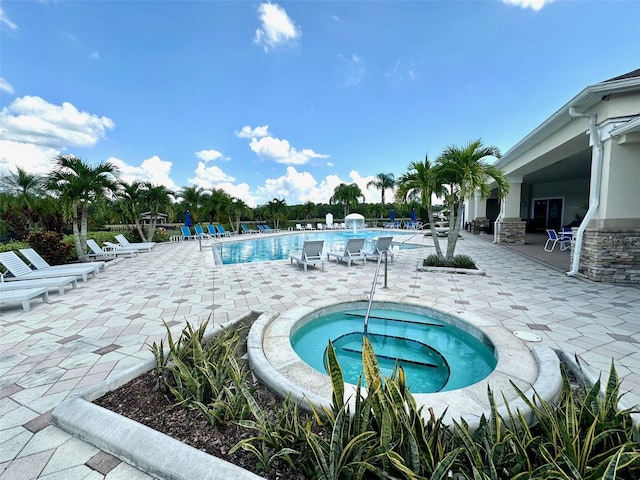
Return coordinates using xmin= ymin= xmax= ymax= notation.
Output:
xmin=426 ymin=206 xmax=445 ymax=259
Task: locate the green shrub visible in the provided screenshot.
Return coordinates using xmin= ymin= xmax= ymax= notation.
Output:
xmin=26 ymin=231 xmax=74 ymax=265
xmin=423 ymin=254 xmax=477 ymax=269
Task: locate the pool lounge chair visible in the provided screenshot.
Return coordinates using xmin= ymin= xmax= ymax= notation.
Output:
xmin=19 ymin=248 xmax=104 ymax=276
xmin=263 ymin=224 xmax=280 ymax=233
xmin=194 ymin=225 xmax=212 ymax=239
xmin=0 ymin=251 xmax=94 ymax=283
xmin=544 ymin=229 xmax=571 ymax=252
xmin=241 ymin=224 xmax=259 ymax=234
xmin=180 ymin=226 xmax=196 ymax=240
xmin=87 ymin=239 xmax=137 ymax=260
xmin=290 ymin=240 xmax=325 ymax=272
xmin=326 ymin=237 xmax=367 ymax=267
xmin=295 ymin=224 xmax=304 ymax=231
xmin=115 ymin=234 xmax=155 ymax=251
xmin=305 ymin=223 xmax=315 ymax=230
xmin=363 ymin=236 xmax=395 ymax=263
xmin=216 ymin=225 xmax=236 ymax=237
xmin=0 ymin=275 xmax=78 ymax=296
xmin=0 ymin=286 xmax=48 ymax=312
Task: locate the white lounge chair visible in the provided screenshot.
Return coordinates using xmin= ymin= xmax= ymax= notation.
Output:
xmin=0 ymin=275 xmax=78 ymax=295
xmin=115 ymin=234 xmax=155 ymax=251
xmin=19 ymin=248 xmax=104 ymax=274
xmin=0 ymin=251 xmax=93 ymax=283
xmin=363 ymin=236 xmax=395 ymax=263
xmin=290 ymin=240 xmax=325 ymax=272
xmin=326 ymin=238 xmax=367 ymax=266
xmin=0 ymin=286 xmax=48 ymax=312
xmin=87 ymin=239 xmax=137 ymax=260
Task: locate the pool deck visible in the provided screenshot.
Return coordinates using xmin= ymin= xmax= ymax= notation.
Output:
xmin=1 ymin=230 xmax=639 ymax=479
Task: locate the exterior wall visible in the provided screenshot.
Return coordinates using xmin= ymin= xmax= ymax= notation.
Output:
xmin=529 ymin=178 xmax=589 ymax=225
xmin=579 ymin=228 xmax=640 ymax=284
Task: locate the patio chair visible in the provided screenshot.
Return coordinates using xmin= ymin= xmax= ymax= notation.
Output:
xmin=0 ymin=286 xmax=48 ymax=312
xmin=87 ymin=239 xmax=137 ymax=260
xmin=194 ymin=225 xmax=212 ymax=239
xmin=0 ymin=251 xmax=95 ymax=283
xmin=0 ymin=275 xmax=78 ymax=295
xmin=326 ymin=238 xmax=367 ymax=266
xmin=180 ymin=226 xmax=196 ymax=240
xmin=290 ymin=240 xmax=325 ymax=272
xmin=363 ymin=236 xmax=395 ymax=263
xmin=19 ymin=248 xmax=104 ymax=274
xmin=306 ymin=223 xmax=315 ymax=230
xmin=206 ymin=225 xmax=220 ymax=237
xmin=295 ymin=224 xmax=304 ymax=231
xmin=544 ymin=229 xmax=571 ymax=252
xmin=115 ymin=234 xmax=155 ymax=251
xmin=263 ymin=224 xmax=280 ymax=232
xmin=241 ymin=224 xmax=259 ymax=234
xmin=216 ymin=225 xmax=236 ymax=237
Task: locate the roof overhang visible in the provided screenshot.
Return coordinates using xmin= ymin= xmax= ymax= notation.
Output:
xmin=496 ymin=74 xmax=640 ymax=168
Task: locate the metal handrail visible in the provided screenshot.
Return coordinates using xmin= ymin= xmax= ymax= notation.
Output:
xmin=363 ymin=250 xmax=386 ymax=335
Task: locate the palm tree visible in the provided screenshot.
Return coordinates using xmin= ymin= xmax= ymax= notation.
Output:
xmin=178 ymin=186 xmax=205 ymax=223
xmin=395 ymin=155 xmax=447 ymax=259
xmin=366 ymin=203 xmax=386 ymax=227
xmin=330 ymin=183 xmax=364 ymax=218
xmin=266 ymin=198 xmax=287 ymax=229
xmin=117 ymin=180 xmax=145 ymax=239
xmin=0 ymin=167 xmax=47 ymax=209
xmin=436 ymin=139 xmax=509 ymax=259
xmin=47 ymin=155 xmax=119 ymax=262
xmin=228 ymin=198 xmax=252 ymax=233
xmin=203 ymin=188 xmax=232 ymax=223
xmin=367 ymin=173 xmax=395 ymax=207
xmin=142 ymin=183 xmax=174 ymax=241
xmin=302 ymin=201 xmax=317 ymax=220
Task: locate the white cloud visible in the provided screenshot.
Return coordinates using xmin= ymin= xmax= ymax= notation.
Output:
xmin=188 ymin=161 xmax=258 ymax=207
xmin=0 ymin=96 xmax=114 ymax=149
xmin=0 ymin=6 xmax=18 ymax=31
xmin=0 ymin=77 xmax=14 ymax=94
xmin=235 ymin=125 xmax=270 ymax=139
xmin=249 ymin=135 xmax=329 ymax=165
xmin=0 ymin=96 xmax=115 ymax=177
xmin=108 ymin=155 xmax=180 ymax=192
xmin=254 ymin=2 xmax=300 ymax=52
xmin=502 ymin=0 xmax=554 ymax=11
xmin=195 ymin=149 xmax=224 ymax=162
xmin=89 ymin=51 xmax=100 ymax=60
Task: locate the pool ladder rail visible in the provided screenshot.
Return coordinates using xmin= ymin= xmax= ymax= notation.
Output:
xmin=364 ymin=249 xmax=388 ymax=335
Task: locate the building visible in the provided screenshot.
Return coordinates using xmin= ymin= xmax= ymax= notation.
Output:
xmin=466 ymin=69 xmax=640 ymax=284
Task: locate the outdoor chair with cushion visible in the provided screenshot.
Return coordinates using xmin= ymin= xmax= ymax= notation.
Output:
xmin=326 ymin=238 xmax=367 ymax=267
xmin=290 ymin=240 xmax=325 ymax=272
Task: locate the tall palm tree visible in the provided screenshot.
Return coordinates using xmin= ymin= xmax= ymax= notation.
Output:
xmin=266 ymin=198 xmax=287 ymax=229
xmin=228 ymin=197 xmax=252 ymax=233
xmin=330 ymin=183 xmax=364 ymax=218
xmin=367 ymin=173 xmax=395 ymax=207
xmin=142 ymin=183 xmax=174 ymax=241
xmin=436 ymin=139 xmax=509 ymax=259
xmin=117 ymin=180 xmax=145 ymax=240
xmin=203 ymin=188 xmax=232 ymax=223
xmin=395 ymin=155 xmax=447 ymax=259
xmin=302 ymin=201 xmax=317 ymax=220
xmin=47 ymin=155 xmax=118 ymax=262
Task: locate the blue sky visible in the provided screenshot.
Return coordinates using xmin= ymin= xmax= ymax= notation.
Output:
xmin=1 ymin=0 xmax=638 ymax=207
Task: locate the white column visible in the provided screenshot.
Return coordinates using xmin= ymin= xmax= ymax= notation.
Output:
xmin=503 ymin=176 xmax=523 ymax=219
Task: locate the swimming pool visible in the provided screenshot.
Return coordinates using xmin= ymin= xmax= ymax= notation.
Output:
xmin=214 ymin=230 xmax=421 ymax=265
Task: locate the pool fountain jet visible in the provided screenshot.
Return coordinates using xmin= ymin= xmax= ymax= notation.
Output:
xmin=344 ymin=213 xmax=365 ymax=234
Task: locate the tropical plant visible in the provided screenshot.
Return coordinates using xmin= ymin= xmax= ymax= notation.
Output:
xmin=395 ymin=155 xmax=448 ymax=259
xmin=266 ymin=198 xmax=287 ymax=229
xmin=330 ymin=183 xmax=364 ymax=218
xmin=25 ymin=231 xmax=73 ymax=265
xmin=437 ymin=139 xmax=509 ymax=260
xmin=367 ymin=172 xmax=396 ymax=207
xmin=228 ymin=197 xmax=252 ymax=234
xmin=302 ymin=201 xmax=317 ymax=220
xmin=203 ymin=188 xmax=232 ymax=223
xmin=46 ymin=155 xmax=119 ymax=262
xmin=0 ymin=167 xmax=50 ymax=237
xmin=178 ymin=185 xmax=205 ymax=223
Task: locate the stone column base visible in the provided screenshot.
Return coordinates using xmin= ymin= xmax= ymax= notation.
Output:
xmin=579 ymin=228 xmax=640 ymax=284
xmin=497 ymin=218 xmax=526 ymax=245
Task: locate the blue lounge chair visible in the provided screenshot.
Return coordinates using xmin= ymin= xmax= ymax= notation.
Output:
xmin=241 ymin=224 xmax=259 ymax=234
xmin=216 ymin=225 xmax=235 ymax=237
xmin=206 ymin=225 xmax=219 ymax=237
xmin=194 ymin=225 xmax=212 ymax=239
xmin=257 ymin=224 xmax=268 ymax=233
xmin=180 ymin=226 xmax=196 ymax=240
xmin=263 ymin=224 xmax=280 ymax=233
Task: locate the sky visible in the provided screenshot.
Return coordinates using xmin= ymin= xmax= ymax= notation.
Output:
xmin=0 ymin=0 xmax=638 ymax=208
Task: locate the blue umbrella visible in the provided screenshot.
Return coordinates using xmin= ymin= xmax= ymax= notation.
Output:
xmin=390 ymin=209 xmax=395 ymax=222
xmin=184 ymin=210 xmax=192 ymax=227
xmin=411 ymin=208 xmax=416 ymax=222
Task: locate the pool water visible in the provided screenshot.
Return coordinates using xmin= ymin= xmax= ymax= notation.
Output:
xmin=290 ymin=308 xmax=497 ymax=393
xmin=216 ymin=230 xmax=419 ymax=264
